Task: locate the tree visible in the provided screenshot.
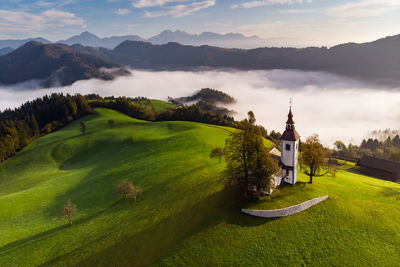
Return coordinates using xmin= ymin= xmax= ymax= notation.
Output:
xmin=334 ymin=140 xmax=347 ymax=154
xmin=80 ymin=121 xmax=87 ymax=134
xmin=114 ymin=180 xmax=142 ymax=201
xmin=131 ymin=185 xmax=143 ymax=202
xmin=210 ymin=147 xmax=226 ymax=163
xmin=300 ymin=134 xmax=328 ymax=184
xmin=62 ymin=200 xmax=77 ymax=225
xmin=114 ymin=180 xmax=134 ymax=199
xmin=224 ymin=112 xmax=278 ymax=198
xmin=389 ymin=148 xmax=400 ymax=162
xmin=108 ymin=119 xmax=115 ymax=128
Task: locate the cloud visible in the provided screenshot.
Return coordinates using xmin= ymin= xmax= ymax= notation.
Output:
xmin=132 ymin=0 xmax=188 ymax=8
xmin=144 ymin=0 xmax=215 ymax=18
xmin=231 ymin=0 xmax=311 ymax=9
xmin=280 ymin=8 xmax=313 ymax=14
xmin=327 ymin=0 xmax=400 ymax=18
xmin=115 ymin=8 xmax=131 ymax=15
xmin=2 ymin=69 xmax=400 ymax=146
xmin=33 ymin=0 xmax=54 ymax=7
xmin=0 ymin=9 xmax=85 ymax=34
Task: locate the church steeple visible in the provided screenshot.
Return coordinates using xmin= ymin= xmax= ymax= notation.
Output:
xmin=280 ymin=99 xmax=300 ymax=141
xmin=278 ymin=97 xmax=300 ymax=186
xmin=286 ymin=107 xmax=295 ymax=129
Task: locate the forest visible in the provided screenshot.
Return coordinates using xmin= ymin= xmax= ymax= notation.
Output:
xmin=0 ymin=94 xmax=92 ymax=162
xmin=334 ymin=136 xmax=400 ymax=162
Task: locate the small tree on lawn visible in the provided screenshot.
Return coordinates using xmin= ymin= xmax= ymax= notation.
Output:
xmin=114 ymin=180 xmax=143 ymax=202
xmin=131 ymin=185 xmax=143 ymax=202
xmin=62 ymin=200 xmax=77 ymax=225
xmin=108 ymin=119 xmax=115 ymax=128
xmin=114 ymin=180 xmax=134 ymax=199
xmin=80 ymin=121 xmax=87 ymax=134
xmin=210 ymin=147 xmax=226 ymax=163
xmin=300 ymin=134 xmax=328 ymax=184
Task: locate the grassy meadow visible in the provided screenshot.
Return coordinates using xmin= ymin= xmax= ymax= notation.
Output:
xmin=0 ymin=108 xmax=399 ymax=266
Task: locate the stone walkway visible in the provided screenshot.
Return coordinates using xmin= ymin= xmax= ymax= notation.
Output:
xmin=241 ymin=196 xmax=329 ymax=218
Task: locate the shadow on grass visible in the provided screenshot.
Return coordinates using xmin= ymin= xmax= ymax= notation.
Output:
xmin=0 ymin=208 xmax=110 ymax=258
xmin=381 ymin=187 xmax=400 ymax=200
xmin=40 ymin=188 xmax=232 ymax=266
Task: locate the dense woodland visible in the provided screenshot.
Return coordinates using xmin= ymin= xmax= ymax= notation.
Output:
xmin=0 ymin=94 xmax=92 ymax=162
xmin=334 ymin=136 xmax=400 ymax=162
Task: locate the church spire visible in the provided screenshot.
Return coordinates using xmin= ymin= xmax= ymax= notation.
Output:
xmin=286 ymin=107 xmax=295 ymax=125
xmin=280 ymin=98 xmax=300 ymax=141
xmin=286 ymin=97 xmax=295 ymax=127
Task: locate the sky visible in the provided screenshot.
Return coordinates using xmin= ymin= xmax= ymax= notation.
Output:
xmin=0 ymin=0 xmax=400 ymax=47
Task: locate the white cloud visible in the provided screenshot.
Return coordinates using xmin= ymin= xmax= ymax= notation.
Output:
xmin=1 ymin=69 xmax=400 ymax=146
xmin=0 ymin=9 xmax=85 ymax=34
xmin=115 ymin=8 xmax=131 ymax=15
xmin=281 ymin=8 xmax=313 ymax=14
xmin=132 ymin=0 xmax=188 ymax=8
xmin=327 ymin=0 xmax=400 ymax=18
xmin=231 ymin=0 xmax=311 ymax=9
xmin=144 ymin=0 xmax=215 ymax=18
xmin=33 ymin=0 xmax=54 ymax=7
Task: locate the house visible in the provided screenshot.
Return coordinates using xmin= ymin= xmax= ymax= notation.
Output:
xmin=357 ymin=155 xmax=400 ymax=183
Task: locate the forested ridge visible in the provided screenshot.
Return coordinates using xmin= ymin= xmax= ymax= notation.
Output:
xmin=0 ymin=94 xmax=92 ymax=162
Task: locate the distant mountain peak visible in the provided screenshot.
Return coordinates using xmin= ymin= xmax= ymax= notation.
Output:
xmin=79 ymin=31 xmax=100 ymax=38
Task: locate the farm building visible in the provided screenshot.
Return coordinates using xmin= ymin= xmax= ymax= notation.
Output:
xmin=357 ymin=155 xmax=400 ymax=183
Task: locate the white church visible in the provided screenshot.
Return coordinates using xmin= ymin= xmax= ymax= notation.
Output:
xmin=269 ymin=106 xmax=300 ymax=193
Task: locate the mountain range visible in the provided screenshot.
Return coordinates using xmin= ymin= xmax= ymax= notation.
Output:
xmin=0 ymin=37 xmax=50 ymax=50
xmin=2 ymin=33 xmax=400 ymax=87
xmin=103 ymin=33 xmax=400 ymax=82
xmin=0 ymin=30 xmax=265 ymax=52
xmin=0 ymin=41 xmax=129 ymax=87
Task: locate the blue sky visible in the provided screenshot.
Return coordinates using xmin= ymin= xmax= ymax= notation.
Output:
xmin=1 ymin=0 xmax=400 ymax=46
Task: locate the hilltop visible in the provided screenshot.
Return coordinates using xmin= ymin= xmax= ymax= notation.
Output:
xmin=0 ymin=41 xmax=129 ymax=87
xmin=0 ymin=107 xmax=399 ymax=266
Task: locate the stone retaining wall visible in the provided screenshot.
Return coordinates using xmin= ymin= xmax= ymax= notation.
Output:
xmin=241 ymin=196 xmax=329 ymax=218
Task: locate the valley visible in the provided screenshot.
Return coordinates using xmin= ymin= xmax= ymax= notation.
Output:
xmin=1 ymin=108 xmax=399 ymax=266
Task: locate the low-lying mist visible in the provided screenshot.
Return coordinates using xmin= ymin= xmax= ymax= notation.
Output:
xmin=1 ymin=69 xmax=400 ymax=146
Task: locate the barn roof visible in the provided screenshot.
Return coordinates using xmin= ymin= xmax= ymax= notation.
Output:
xmin=269 ymin=147 xmax=281 ymax=159
xmin=357 ymin=155 xmax=400 ymax=174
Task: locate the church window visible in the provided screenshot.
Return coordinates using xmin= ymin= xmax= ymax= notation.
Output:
xmin=285 ymin=144 xmax=291 ymax=151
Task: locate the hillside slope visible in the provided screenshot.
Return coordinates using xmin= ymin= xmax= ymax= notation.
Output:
xmin=0 ymin=108 xmax=399 ymax=266
xmin=0 ymin=42 xmax=129 ymax=87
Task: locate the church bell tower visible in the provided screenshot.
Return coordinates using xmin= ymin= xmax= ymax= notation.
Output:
xmin=279 ymin=103 xmax=300 ymax=185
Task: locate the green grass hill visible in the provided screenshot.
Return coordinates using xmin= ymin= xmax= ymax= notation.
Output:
xmin=0 ymin=108 xmax=399 ymax=266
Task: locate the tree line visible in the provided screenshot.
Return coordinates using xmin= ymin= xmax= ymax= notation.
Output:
xmin=0 ymin=93 xmax=92 ymax=163
xmin=334 ymin=135 xmax=400 ymax=162
xmin=88 ymin=96 xmax=236 ymax=127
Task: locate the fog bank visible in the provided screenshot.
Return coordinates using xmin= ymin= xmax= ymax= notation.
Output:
xmin=1 ymin=69 xmax=400 ymax=146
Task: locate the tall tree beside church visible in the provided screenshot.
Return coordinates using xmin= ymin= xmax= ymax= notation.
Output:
xmin=300 ymin=134 xmax=328 ymax=184
xmin=224 ymin=111 xmax=278 ymax=197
